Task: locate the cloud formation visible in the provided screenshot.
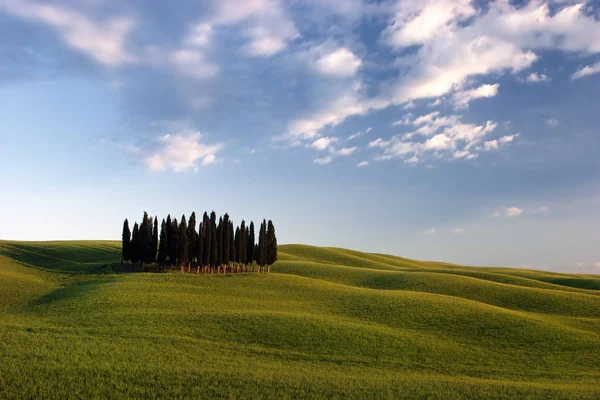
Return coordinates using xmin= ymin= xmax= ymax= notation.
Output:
xmin=145 ymin=132 xmax=222 ymax=172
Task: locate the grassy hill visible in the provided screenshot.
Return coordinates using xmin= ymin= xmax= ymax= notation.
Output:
xmin=1 ymin=240 xmax=599 ymax=399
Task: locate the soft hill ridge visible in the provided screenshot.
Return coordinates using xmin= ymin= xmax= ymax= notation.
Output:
xmin=1 ymin=240 xmax=599 ymax=399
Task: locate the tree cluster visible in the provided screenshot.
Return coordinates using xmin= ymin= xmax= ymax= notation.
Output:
xmin=121 ymin=212 xmax=277 ymax=273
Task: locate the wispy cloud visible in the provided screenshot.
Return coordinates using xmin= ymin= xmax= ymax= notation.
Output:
xmin=145 ymin=132 xmax=222 ymax=172
xmin=525 ymin=72 xmax=550 ymax=83
xmin=0 ymin=0 xmax=136 ymax=66
xmin=313 ymin=156 xmax=333 ymax=165
xmin=571 ymin=62 xmax=600 ymax=80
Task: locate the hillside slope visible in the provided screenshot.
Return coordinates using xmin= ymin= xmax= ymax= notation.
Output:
xmin=1 ymin=240 xmax=599 ymax=399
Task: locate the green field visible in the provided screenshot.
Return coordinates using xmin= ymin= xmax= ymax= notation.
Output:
xmin=1 ymin=240 xmax=599 ymax=399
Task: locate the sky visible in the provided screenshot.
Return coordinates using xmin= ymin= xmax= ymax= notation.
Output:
xmin=0 ymin=0 xmax=599 ymax=273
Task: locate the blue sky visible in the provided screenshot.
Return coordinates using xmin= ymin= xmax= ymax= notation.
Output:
xmin=1 ymin=0 xmax=599 ymax=273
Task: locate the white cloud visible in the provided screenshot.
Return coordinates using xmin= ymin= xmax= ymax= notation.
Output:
xmin=571 ymin=62 xmax=600 ymax=80
xmin=384 ymin=0 xmax=476 ymax=48
xmin=283 ymin=0 xmax=600 ymax=145
xmin=423 ymin=228 xmax=436 ymax=235
xmin=333 ymin=147 xmax=357 ymax=156
xmin=370 ymin=112 xmax=500 ymax=163
xmin=453 ymin=150 xmax=470 ymax=159
xmin=534 ymin=206 xmax=550 ymax=214
xmin=428 ymin=98 xmax=442 ymax=107
xmin=452 ymin=228 xmax=464 ymax=234
xmin=403 ymin=100 xmax=416 ymax=110
xmin=453 ymin=83 xmax=499 ymax=108
xmin=547 ymin=119 xmax=559 ymax=128
xmin=283 ymin=90 xmax=383 ymax=141
xmin=357 ymin=161 xmax=369 ymax=167
xmin=525 ymin=72 xmax=550 ymax=82
xmin=484 ymin=140 xmax=499 ymax=150
xmin=366 ymin=127 xmax=372 ymax=133
xmin=492 ymin=211 xmax=501 ymax=217
xmin=413 ymin=111 xmax=440 ymax=126
xmin=315 ymin=47 xmax=362 ymax=77
xmin=314 ymin=156 xmax=333 ymax=165
xmin=0 ymin=0 xmax=136 ymax=66
xmin=499 ymin=134 xmax=519 ymax=144
xmin=210 ymin=0 xmax=297 ymax=57
xmin=202 ymin=154 xmax=217 ymax=165
xmin=505 ymin=207 xmax=524 ymax=217
xmin=145 ymin=132 xmax=222 ymax=172
xmin=311 ymin=137 xmax=339 ymax=151
xmin=244 ymin=31 xmax=286 ymax=56
xmin=348 ymin=131 xmax=362 ymax=140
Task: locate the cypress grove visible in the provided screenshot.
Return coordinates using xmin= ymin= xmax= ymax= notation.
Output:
xmin=122 ymin=212 xmax=277 ymax=274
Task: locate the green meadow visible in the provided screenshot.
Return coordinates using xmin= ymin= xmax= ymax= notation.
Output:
xmin=1 ymin=240 xmax=599 ymax=399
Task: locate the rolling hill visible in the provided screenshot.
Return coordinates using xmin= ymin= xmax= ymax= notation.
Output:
xmin=1 ymin=240 xmax=599 ymax=399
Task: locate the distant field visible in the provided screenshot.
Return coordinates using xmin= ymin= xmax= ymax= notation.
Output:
xmin=1 ymin=240 xmax=599 ymax=399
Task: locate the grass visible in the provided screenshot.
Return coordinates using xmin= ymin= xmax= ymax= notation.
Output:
xmin=0 ymin=240 xmax=599 ymax=399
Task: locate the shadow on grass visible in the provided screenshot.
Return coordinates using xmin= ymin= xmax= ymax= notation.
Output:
xmin=31 ymin=276 xmax=118 ymax=307
xmin=0 ymin=242 xmax=123 ymax=274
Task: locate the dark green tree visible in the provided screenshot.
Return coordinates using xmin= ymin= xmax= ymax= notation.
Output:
xmin=217 ymin=216 xmax=223 ymax=267
xmin=197 ymin=222 xmax=204 ymax=267
xmin=223 ymin=213 xmax=230 ymax=265
xmin=122 ymin=219 xmax=131 ymax=263
xmin=247 ymin=221 xmax=255 ymax=263
xmin=168 ymin=218 xmax=178 ymax=265
xmin=202 ymin=212 xmax=211 ymax=267
xmin=266 ymin=220 xmax=277 ymax=266
xmin=152 ymin=216 xmax=159 ymax=262
xmin=240 ymin=220 xmax=247 ymax=265
xmin=139 ymin=212 xmax=150 ymax=264
xmin=210 ymin=212 xmax=218 ymax=267
xmin=234 ymin=226 xmax=240 ymax=263
xmin=229 ymin=221 xmax=234 ymax=264
xmin=165 ymin=215 xmax=172 ymax=261
xmin=131 ymin=222 xmax=140 ymax=264
xmin=157 ymin=218 xmax=168 ymax=266
xmin=257 ymin=219 xmax=266 ymax=266
xmin=178 ymin=215 xmax=189 ymax=267
xmin=187 ymin=212 xmax=197 ymax=265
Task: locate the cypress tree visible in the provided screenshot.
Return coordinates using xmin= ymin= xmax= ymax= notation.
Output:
xmin=234 ymin=226 xmax=240 ymax=263
xmin=178 ymin=216 xmax=188 ymax=267
xmin=240 ymin=220 xmax=247 ymax=265
xmin=266 ymin=220 xmax=278 ymax=266
xmin=210 ymin=212 xmax=218 ymax=267
xmin=152 ymin=217 xmax=158 ymax=262
xmin=122 ymin=219 xmax=131 ymax=263
xmin=223 ymin=214 xmax=230 ymax=266
xmin=247 ymin=221 xmax=255 ymax=264
xmin=187 ymin=212 xmax=197 ymax=265
xmin=229 ymin=221 xmax=234 ymax=264
xmin=169 ymin=218 xmax=178 ymax=265
xmin=257 ymin=220 xmax=266 ymax=266
xmin=202 ymin=212 xmax=211 ymax=267
xmin=197 ymin=222 xmax=204 ymax=267
xmin=217 ymin=216 xmax=223 ymax=267
xmin=165 ymin=215 xmax=172 ymax=261
xmin=139 ymin=212 xmax=150 ymax=264
xmin=157 ymin=219 xmax=168 ymax=265
xmin=131 ymin=223 xmax=140 ymax=264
